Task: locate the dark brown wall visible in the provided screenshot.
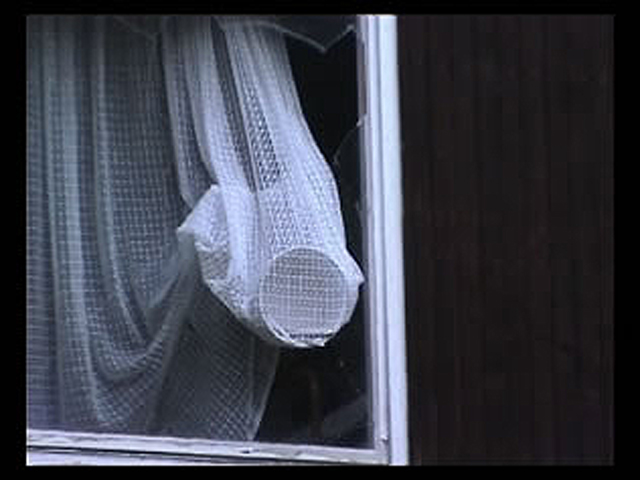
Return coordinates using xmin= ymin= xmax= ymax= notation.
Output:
xmin=398 ymin=15 xmax=613 ymax=464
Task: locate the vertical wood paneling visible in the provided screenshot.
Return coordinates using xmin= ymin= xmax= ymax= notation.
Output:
xmin=398 ymin=15 xmax=613 ymax=464
xmin=599 ymin=17 xmax=614 ymax=464
xmin=450 ymin=15 xmax=485 ymax=462
xmin=517 ymin=15 xmax=556 ymax=463
xmin=398 ymin=17 xmax=438 ymax=465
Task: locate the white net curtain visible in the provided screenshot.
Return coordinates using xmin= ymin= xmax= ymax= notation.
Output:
xmin=27 ymin=15 xmax=363 ymax=439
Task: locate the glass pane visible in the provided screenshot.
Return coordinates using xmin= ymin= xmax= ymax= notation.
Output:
xmin=27 ymin=15 xmax=370 ymax=448
xmin=257 ymin=32 xmax=368 ymax=445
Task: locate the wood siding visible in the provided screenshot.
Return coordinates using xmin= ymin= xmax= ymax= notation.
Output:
xmin=398 ymin=15 xmax=613 ymax=464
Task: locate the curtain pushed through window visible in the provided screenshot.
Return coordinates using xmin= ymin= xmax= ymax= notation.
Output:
xmin=26 ymin=15 xmax=363 ymax=439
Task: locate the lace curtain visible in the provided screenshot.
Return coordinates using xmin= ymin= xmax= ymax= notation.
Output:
xmin=26 ymin=15 xmax=362 ymax=439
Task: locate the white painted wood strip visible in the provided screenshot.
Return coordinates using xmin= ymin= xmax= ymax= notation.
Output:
xmin=360 ymin=14 xmax=409 ymax=466
xmin=27 ymin=429 xmax=386 ymax=465
xmin=27 ymin=450 xmax=219 ymax=466
xmin=376 ymin=16 xmax=409 ymax=466
xmin=360 ymin=13 xmax=388 ymax=460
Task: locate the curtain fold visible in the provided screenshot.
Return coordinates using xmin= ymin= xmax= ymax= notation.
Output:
xmin=27 ymin=15 xmax=362 ymax=439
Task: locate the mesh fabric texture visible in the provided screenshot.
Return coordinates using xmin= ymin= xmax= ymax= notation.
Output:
xmin=27 ymin=15 xmax=362 ymax=438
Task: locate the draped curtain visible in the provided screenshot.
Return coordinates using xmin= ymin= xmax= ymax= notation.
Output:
xmin=26 ymin=15 xmax=362 ymax=440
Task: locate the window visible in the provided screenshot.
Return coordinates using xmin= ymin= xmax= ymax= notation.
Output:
xmin=26 ymin=14 xmax=406 ymax=465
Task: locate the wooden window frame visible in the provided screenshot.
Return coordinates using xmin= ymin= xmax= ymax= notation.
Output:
xmin=26 ymin=14 xmax=407 ymax=466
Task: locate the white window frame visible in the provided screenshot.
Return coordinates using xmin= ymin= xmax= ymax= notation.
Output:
xmin=26 ymin=14 xmax=407 ymax=466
